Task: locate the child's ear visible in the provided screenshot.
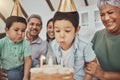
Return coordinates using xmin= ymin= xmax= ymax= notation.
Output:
xmin=5 ymin=28 xmax=9 ymax=34
xmin=75 ymin=26 xmax=80 ymax=35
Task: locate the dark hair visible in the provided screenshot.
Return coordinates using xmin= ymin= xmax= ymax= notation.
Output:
xmin=46 ymin=18 xmax=54 ymax=42
xmin=6 ymin=16 xmax=27 ymax=29
xmin=0 ymin=33 xmax=6 ymax=39
xmin=27 ymin=14 xmax=42 ymax=26
xmin=53 ymin=11 xmax=79 ymax=31
xmin=47 ymin=18 xmax=53 ymax=27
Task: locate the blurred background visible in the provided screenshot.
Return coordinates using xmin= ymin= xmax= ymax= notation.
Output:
xmin=0 ymin=0 xmax=104 ymax=41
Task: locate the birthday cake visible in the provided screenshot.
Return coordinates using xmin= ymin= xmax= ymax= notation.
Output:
xmin=30 ymin=65 xmax=74 ymax=80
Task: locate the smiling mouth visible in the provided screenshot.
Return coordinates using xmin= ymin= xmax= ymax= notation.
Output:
xmin=31 ymin=30 xmax=38 ymax=33
xmin=106 ymin=22 xmax=113 ymax=26
xmin=49 ymin=32 xmax=54 ymax=35
xmin=51 ymin=33 xmax=54 ymax=35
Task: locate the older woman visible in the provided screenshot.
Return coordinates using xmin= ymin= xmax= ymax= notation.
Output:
xmin=85 ymin=0 xmax=120 ymax=80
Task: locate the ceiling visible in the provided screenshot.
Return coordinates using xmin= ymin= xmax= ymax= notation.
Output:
xmin=0 ymin=0 xmax=98 ymax=38
xmin=0 ymin=0 xmax=98 ymax=21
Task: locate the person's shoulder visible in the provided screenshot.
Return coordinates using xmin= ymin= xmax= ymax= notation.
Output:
xmin=51 ymin=39 xmax=59 ymax=49
xmin=37 ymin=37 xmax=48 ymax=48
xmin=42 ymin=40 xmax=48 ymax=46
xmin=0 ymin=36 xmax=8 ymax=43
xmin=74 ymin=34 xmax=93 ymax=48
xmin=95 ymin=28 xmax=105 ymax=35
xmin=23 ymin=38 xmax=29 ymax=42
xmin=33 ymin=37 xmax=45 ymax=44
xmin=93 ymin=28 xmax=106 ymax=38
xmin=22 ymin=39 xmax=30 ymax=45
xmin=51 ymin=39 xmax=58 ymax=45
xmin=0 ymin=37 xmax=9 ymax=48
xmin=92 ymin=28 xmax=106 ymax=43
xmin=76 ymin=34 xmax=91 ymax=44
xmin=37 ymin=37 xmax=46 ymax=43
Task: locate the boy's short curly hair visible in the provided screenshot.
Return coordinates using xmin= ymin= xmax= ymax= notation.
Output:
xmin=6 ymin=16 xmax=27 ymax=29
xmin=53 ymin=11 xmax=79 ymax=31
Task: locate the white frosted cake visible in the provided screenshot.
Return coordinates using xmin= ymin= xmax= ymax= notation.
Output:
xmin=30 ymin=65 xmax=74 ymax=80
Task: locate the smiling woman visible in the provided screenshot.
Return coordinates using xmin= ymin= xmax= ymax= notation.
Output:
xmin=85 ymin=0 xmax=120 ymax=80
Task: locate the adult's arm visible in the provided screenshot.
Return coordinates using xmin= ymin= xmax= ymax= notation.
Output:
xmin=84 ymin=58 xmax=98 ymax=80
xmin=85 ymin=62 xmax=120 ymax=80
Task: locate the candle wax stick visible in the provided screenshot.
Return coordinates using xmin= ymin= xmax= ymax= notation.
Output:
xmin=40 ymin=55 xmax=46 ymax=67
xmin=48 ymin=56 xmax=53 ymax=65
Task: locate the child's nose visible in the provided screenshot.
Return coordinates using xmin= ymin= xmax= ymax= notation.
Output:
xmin=18 ymin=31 xmax=22 ymax=35
xmin=60 ymin=32 xmax=65 ymax=38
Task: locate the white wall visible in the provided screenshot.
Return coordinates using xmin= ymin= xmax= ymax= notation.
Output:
xmin=39 ymin=12 xmax=55 ymax=40
xmin=0 ymin=5 xmax=104 ymax=41
xmin=0 ymin=19 xmax=5 ymax=33
xmin=78 ymin=5 xmax=104 ymax=41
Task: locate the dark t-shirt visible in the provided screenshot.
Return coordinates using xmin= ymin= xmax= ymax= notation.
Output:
xmin=92 ymin=29 xmax=120 ymax=71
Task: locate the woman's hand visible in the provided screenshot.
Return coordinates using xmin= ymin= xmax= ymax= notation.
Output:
xmin=85 ymin=62 xmax=106 ymax=80
xmin=0 ymin=68 xmax=8 ymax=80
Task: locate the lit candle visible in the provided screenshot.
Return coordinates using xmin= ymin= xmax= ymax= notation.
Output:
xmin=60 ymin=58 xmax=63 ymax=67
xmin=40 ymin=55 xmax=46 ymax=67
xmin=48 ymin=55 xmax=53 ymax=66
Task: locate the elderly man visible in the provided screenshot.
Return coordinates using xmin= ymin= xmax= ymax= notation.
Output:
xmin=26 ymin=14 xmax=48 ymax=67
